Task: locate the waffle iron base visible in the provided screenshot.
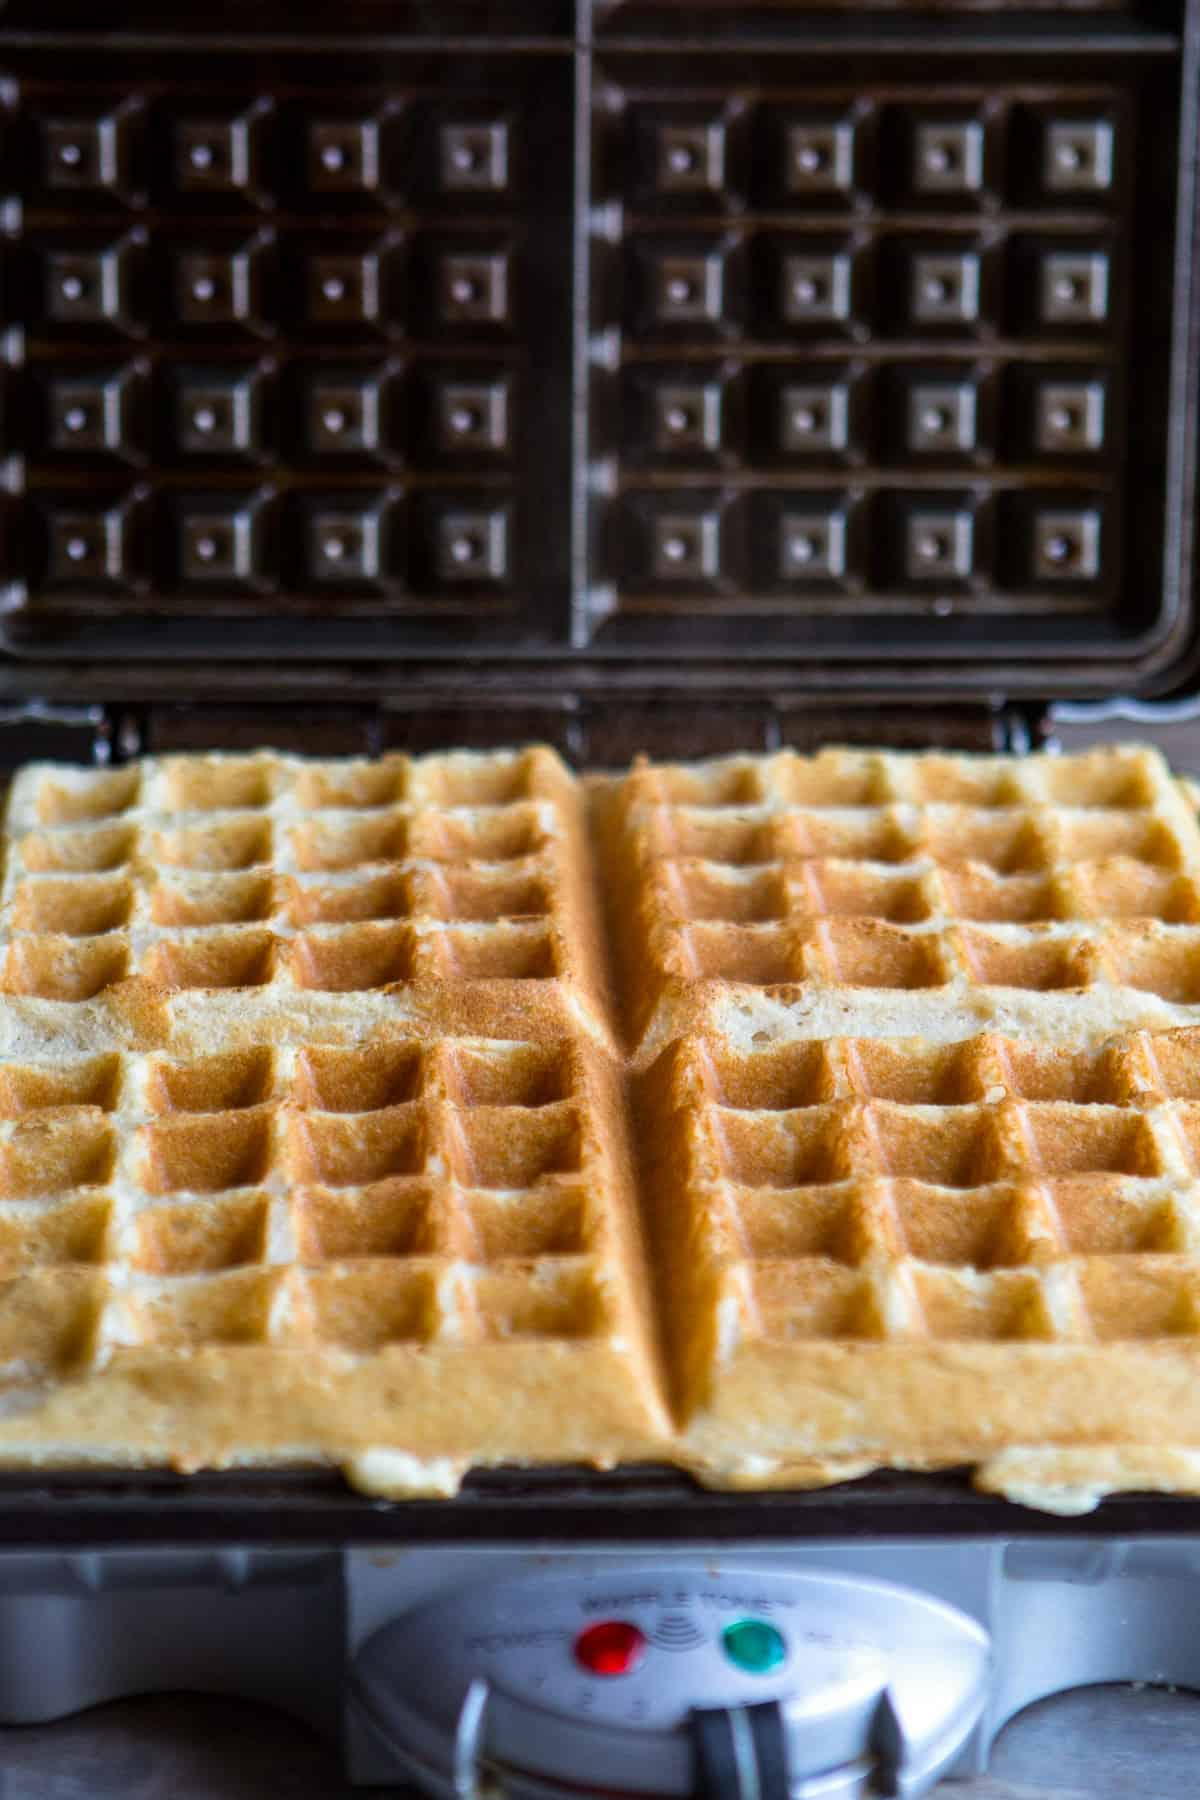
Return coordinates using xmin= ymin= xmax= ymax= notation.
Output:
xmin=0 ymin=1470 xmax=1193 ymax=1794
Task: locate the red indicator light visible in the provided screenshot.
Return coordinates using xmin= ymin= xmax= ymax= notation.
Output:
xmin=574 ymin=1620 xmax=646 ymax=1676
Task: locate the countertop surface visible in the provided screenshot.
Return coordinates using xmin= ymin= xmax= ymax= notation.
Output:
xmin=0 ymin=1683 xmax=1192 ymax=1798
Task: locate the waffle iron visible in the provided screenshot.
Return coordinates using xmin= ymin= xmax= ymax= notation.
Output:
xmin=3 ymin=0 xmax=1200 ymax=1793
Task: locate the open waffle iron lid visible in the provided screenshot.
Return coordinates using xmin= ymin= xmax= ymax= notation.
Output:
xmin=0 ymin=0 xmax=1195 ymax=717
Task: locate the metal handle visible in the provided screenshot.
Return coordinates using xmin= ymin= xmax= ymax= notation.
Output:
xmin=453 ymin=1677 xmax=492 ymax=1800
xmin=692 ymin=1702 xmax=791 ymax=1800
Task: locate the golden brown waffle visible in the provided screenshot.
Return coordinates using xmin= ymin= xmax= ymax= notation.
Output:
xmin=0 ymin=747 xmax=665 ymax=1488
xmin=638 ymin=1025 xmax=1200 ymax=1499
xmin=4 ymin=740 xmax=1200 ymax=1510
xmin=600 ymin=744 xmax=1200 ymax=1060
xmin=0 ymin=1029 xmax=666 ymax=1484
xmin=0 ymin=746 xmax=612 ymax=1058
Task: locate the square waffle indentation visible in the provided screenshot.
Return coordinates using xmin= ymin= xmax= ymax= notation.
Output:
xmin=293 ymin=1184 xmax=439 ymax=1262
xmin=150 ymin=874 xmax=275 ymax=927
xmin=642 ymin=763 xmax=769 ymax=808
xmin=161 ymin=758 xmax=274 ymax=813
xmin=1078 ymin=1261 xmax=1200 ymax=1341
xmin=1163 ymin=1103 xmax=1200 ymax=1174
xmin=289 ymin=1107 xmax=427 ymax=1187
xmin=474 ymin=1260 xmax=610 ymax=1340
xmin=293 ymin=759 xmax=407 ymax=810
xmin=1101 ymin=931 xmax=1200 ymax=1003
xmin=132 ymin=1194 xmax=269 ymax=1274
xmin=155 ymin=819 xmax=273 ymax=872
xmin=771 ymin=756 xmax=893 ymax=807
xmin=1144 ymin=1032 xmax=1200 ymax=1099
xmin=414 ymin=866 xmax=552 ymax=923
xmin=145 ymin=932 xmax=276 ymax=991
xmin=294 ymin=1044 xmax=423 ymax=1113
xmin=286 ymin=873 xmax=409 ymax=926
xmin=793 ymin=864 xmax=931 ymax=922
xmin=892 ymin=1186 xmax=1040 ymax=1269
xmin=728 ymin=1186 xmax=864 ymax=1262
xmin=785 ymin=813 xmax=914 ymax=865
xmin=682 ymin=924 xmax=799 ymax=985
xmin=1039 ymin=753 xmax=1157 ymax=809
xmin=959 ymin=930 xmax=1086 ymax=991
xmin=415 ymin=757 xmax=536 ymax=808
xmin=2 ymin=937 xmax=130 ymax=1001
xmin=654 ymin=865 xmax=787 ymax=924
xmin=643 ymin=813 xmax=776 ymax=867
xmin=748 ymin=1263 xmax=886 ymax=1341
xmin=1024 ymin=1106 xmax=1158 ymax=1177
xmin=701 ymin=1041 xmax=840 ymax=1111
xmin=35 ymin=768 xmax=141 ymax=826
xmin=449 ymin=1107 xmax=583 ymax=1189
xmin=439 ymin=1044 xmax=570 ymax=1109
xmin=410 ymin=805 xmax=548 ymax=864
xmin=936 ymin=869 xmax=1062 ymax=924
xmin=148 ymin=1050 xmax=275 ymax=1114
xmin=291 ymin=923 xmax=414 ymax=991
xmin=713 ymin=1108 xmax=848 ymax=1188
xmin=464 ymin=1185 xmax=592 ymax=1259
xmin=1050 ymin=1187 xmax=1183 ymax=1256
xmin=11 ymin=877 xmax=133 ymax=936
xmin=815 ymin=922 xmax=947 ymax=989
xmin=848 ymin=1041 xmax=977 ymax=1105
xmin=0 ymin=1117 xmax=115 ymax=1199
xmin=870 ymin=1108 xmax=996 ymax=1187
xmin=19 ymin=826 xmax=137 ymax=874
xmin=0 ymin=1056 xmax=121 ymax=1116
xmin=900 ymin=757 xmax=1024 ymax=807
xmin=0 ymin=1195 xmax=112 ymax=1274
xmin=134 ymin=1270 xmax=278 ymax=1348
xmin=1073 ymin=866 xmax=1200 ymax=923
xmin=919 ymin=810 xmax=1047 ymax=873
xmin=0 ymin=1269 xmax=102 ymax=1373
xmin=433 ymin=924 xmax=559 ymax=981
xmin=291 ymin=812 xmax=408 ymax=873
xmin=1057 ymin=814 xmax=1182 ymax=868
xmin=141 ymin=1113 xmax=274 ymax=1195
xmin=998 ymin=1042 xmax=1113 ymax=1104
xmin=913 ymin=1268 xmax=1059 ymax=1341
xmin=302 ymin=1263 xmax=442 ymax=1349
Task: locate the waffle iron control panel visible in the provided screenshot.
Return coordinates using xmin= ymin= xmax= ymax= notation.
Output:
xmin=349 ymin=1566 xmax=990 ymax=1798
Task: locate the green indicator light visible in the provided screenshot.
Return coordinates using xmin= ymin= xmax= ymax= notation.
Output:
xmin=722 ymin=1618 xmax=786 ymax=1674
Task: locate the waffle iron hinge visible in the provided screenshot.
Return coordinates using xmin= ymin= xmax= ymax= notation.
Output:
xmin=0 ymin=695 xmax=1055 ymax=772
xmin=0 ymin=696 xmax=1034 ymax=773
